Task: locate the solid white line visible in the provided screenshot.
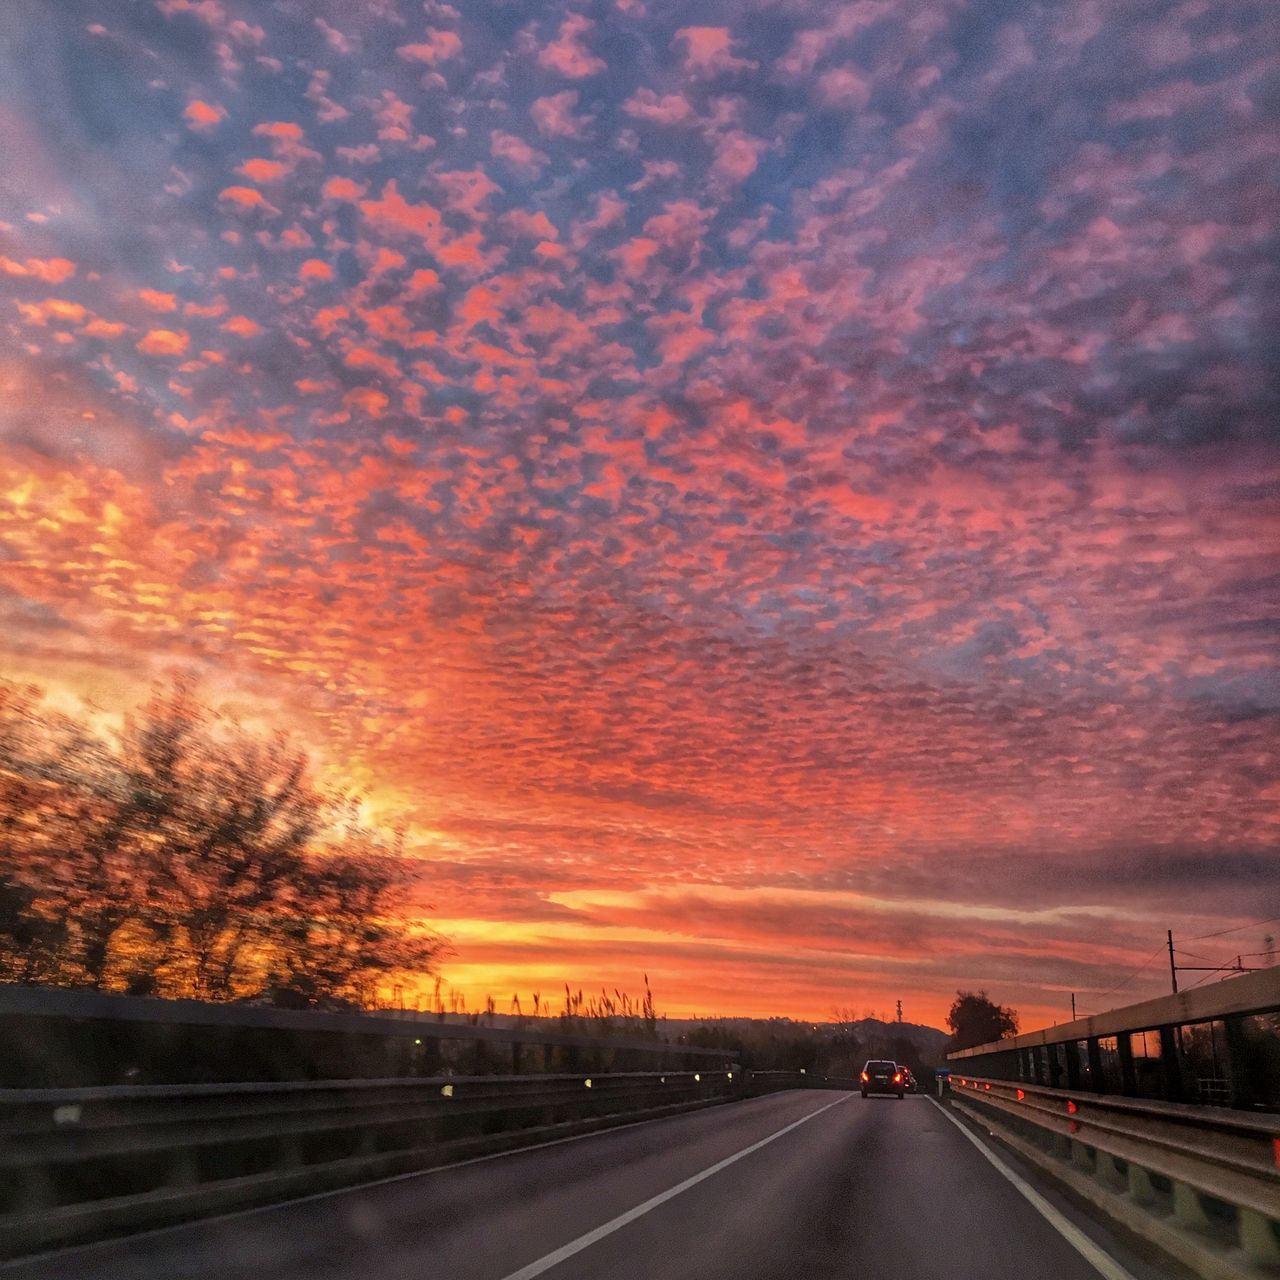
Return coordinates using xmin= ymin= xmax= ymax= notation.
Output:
xmin=496 ymin=1093 xmax=851 ymax=1280
xmin=928 ymin=1098 xmax=1136 ymax=1280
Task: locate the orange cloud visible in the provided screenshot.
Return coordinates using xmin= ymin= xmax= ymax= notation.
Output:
xmin=221 ymin=315 xmax=263 ymax=337
xmin=137 ymin=288 xmax=178 ymax=312
xmin=183 ymin=99 xmax=225 ymax=131
xmin=322 ymin=175 xmax=366 ymax=201
xmin=0 ymin=255 xmax=76 ymax=283
xmin=218 ymin=186 xmax=271 ymax=209
xmin=136 ymin=328 xmax=189 ymax=356
xmin=238 ymin=158 xmax=288 ymax=183
xmin=299 ymin=258 xmax=334 ymax=282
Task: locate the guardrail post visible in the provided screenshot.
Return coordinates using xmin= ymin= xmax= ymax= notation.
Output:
xmin=1117 ymin=1032 xmax=1137 ymax=1096
xmin=1095 ymin=1151 xmax=1127 ymax=1192
xmin=1070 ymin=1140 xmax=1093 ymax=1173
xmin=1238 ymin=1208 xmax=1280 ymax=1266
xmin=1085 ymin=1037 xmax=1105 ymax=1093
xmin=1127 ymin=1162 xmax=1158 ymax=1205
xmin=1158 ymin=1026 xmax=1184 ymax=1103
xmin=1171 ymin=1181 xmax=1212 ymax=1233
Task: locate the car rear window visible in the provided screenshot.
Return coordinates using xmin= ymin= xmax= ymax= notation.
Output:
xmin=866 ymin=1061 xmax=895 ymax=1071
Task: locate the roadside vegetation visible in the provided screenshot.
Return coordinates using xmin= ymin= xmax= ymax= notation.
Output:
xmin=0 ymin=677 xmax=442 ymax=1006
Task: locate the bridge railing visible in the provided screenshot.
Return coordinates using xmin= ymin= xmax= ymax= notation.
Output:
xmin=948 ymin=964 xmax=1280 ymax=1111
xmin=948 ymin=1074 xmax=1280 ymax=1275
xmin=0 ymin=1068 xmax=749 ymax=1259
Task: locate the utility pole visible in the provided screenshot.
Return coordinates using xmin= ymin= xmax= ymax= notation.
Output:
xmin=895 ymin=999 xmax=903 ymax=1023
xmin=1167 ymin=929 xmax=1178 ymax=994
xmin=1070 ymin=992 xmax=1076 ymax=1019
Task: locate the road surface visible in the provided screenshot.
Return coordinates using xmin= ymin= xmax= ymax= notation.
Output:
xmin=4 ymin=1091 xmax=1171 ymax=1280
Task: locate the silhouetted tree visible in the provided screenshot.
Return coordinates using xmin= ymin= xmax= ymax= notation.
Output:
xmin=0 ymin=677 xmax=444 ymax=1004
xmin=946 ymin=990 xmax=1019 ymax=1050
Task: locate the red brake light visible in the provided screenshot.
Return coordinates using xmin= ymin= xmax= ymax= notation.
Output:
xmin=860 ymin=1071 xmax=868 ymax=1081
xmin=893 ymin=1072 xmax=902 ymax=1082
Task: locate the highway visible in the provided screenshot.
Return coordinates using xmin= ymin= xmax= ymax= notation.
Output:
xmin=4 ymin=1091 xmax=1172 ymax=1280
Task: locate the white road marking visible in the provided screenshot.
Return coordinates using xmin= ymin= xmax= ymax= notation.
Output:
xmin=929 ymin=1098 xmax=1137 ymax=1280
xmin=496 ymin=1093 xmax=852 ymax=1280
xmin=0 ymin=1091 xmax=811 ymax=1273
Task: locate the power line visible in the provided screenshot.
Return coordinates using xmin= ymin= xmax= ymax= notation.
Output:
xmin=1093 ymin=945 xmax=1166 ymax=1004
xmin=1183 ymin=916 xmax=1280 ymax=942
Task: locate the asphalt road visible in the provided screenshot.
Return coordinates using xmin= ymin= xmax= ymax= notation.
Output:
xmin=5 ymin=1091 xmax=1171 ymax=1280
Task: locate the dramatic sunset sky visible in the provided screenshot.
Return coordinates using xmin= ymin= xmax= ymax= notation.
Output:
xmin=1 ymin=0 xmax=1277 ymax=1028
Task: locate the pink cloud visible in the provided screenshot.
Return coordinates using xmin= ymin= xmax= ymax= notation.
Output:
xmin=322 ymin=175 xmax=366 ymax=201
xmin=673 ymin=26 xmax=756 ymax=77
xmin=501 ymin=209 xmax=559 ymax=241
xmin=299 ymin=258 xmax=334 ymax=282
xmin=816 ymin=66 xmax=872 ymax=109
xmin=538 ymin=14 xmax=605 ymax=79
xmin=490 ymin=130 xmax=549 ymax=176
xmin=711 ymin=131 xmax=766 ymax=183
xmin=623 ymin=89 xmax=696 ymax=126
xmin=531 ymin=90 xmax=592 ymax=139
xmin=397 ymin=28 xmax=462 ymax=64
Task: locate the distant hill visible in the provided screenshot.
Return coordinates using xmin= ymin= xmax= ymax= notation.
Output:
xmin=663 ymin=1015 xmax=948 ymax=1059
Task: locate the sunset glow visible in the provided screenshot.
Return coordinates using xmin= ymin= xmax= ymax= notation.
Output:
xmin=2 ymin=0 xmax=1277 ymax=1030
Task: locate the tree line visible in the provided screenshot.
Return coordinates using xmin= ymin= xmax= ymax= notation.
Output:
xmin=0 ymin=678 xmax=442 ymax=1007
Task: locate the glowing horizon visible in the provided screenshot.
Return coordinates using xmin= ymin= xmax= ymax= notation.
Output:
xmin=1 ymin=0 xmax=1277 ymax=1034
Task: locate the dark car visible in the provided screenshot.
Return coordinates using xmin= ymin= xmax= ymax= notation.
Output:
xmin=860 ymin=1059 xmax=905 ymax=1099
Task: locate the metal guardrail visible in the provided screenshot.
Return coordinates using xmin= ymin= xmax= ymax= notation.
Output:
xmin=949 ymin=1073 xmax=1280 ymax=1278
xmin=0 ymin=1069 xmax=753 ymax=1259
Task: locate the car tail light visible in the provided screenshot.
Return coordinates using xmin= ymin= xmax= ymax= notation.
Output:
xmin=860 ymin=1072 xmax=868 ymax=1081
xmin=893 ymin=1072 xmax=902 ymax=1082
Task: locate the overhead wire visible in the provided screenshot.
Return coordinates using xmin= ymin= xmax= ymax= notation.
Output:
xmin=1183 ymin=916 xmax=1280 ymax=942
xmin=1092 ymin=945 xmax=1166 ymax=1005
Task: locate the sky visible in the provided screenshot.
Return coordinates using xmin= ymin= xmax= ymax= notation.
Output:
xmin=1 ymin=0 xmax=1278 ymax=1030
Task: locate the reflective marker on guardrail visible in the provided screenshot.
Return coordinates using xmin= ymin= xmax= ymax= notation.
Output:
xmin=441 ymin=1085 xmax=454 ymax=1097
